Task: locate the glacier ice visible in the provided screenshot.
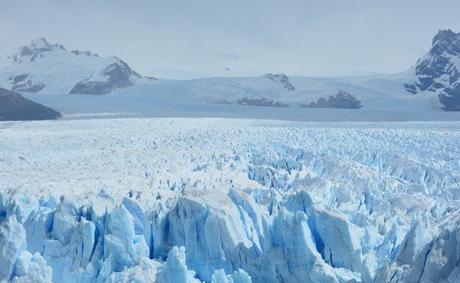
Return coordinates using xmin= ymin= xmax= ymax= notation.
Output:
xmin=0 ymin=215 xmax=27 ymax=280
xmin=158 ymin=246 xmax=201 ymax=283
xmin=1 ymin=118 xmax=460 ymax=282
xmin=0 ymin=215 xmax=52 ymax=282
xmin=210 ymin=268 xmax=252 ymax=283
xmin=10 ymin=251 xmax=53 ymax=283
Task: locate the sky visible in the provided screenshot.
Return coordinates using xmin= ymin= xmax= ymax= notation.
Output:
xmin=1 ymin=0 xmax=460 ymax=79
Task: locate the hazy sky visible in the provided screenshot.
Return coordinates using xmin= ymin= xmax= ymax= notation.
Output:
xmin=1 ymin=0 xmax=460 ymax=78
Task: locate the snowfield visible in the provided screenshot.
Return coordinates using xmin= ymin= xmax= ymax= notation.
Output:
xmin=1 ymin=118 xmax=460 ymax=282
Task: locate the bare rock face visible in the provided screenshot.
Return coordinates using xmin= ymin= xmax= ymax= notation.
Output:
xmin=303 ymin=90 xmax=362 ymax=109
xmin=237 ymin=98 xmax=289 ymax=108
xmin=9 ymin=74 xmax=45 ymax=93
xmin=13 ymin=38 xmax=60 ymax=63
xmin=0 ymin=87 xmax=61 ymax=121
xmin=70 ymin=60 xmax=144 ymax=95
xmin=405 ymin=30 xmax=460 ymax=111
xmin=6 ymin=39 xmax=58 ymax=93
xmin=264 ymin=73 xmax=295 ymax=91
xmin=440 ymin=84 xmax=460 ymax=111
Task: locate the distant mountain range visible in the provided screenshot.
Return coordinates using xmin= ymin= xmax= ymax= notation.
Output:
xmin=0 ymin=30 xmax=459 ymax=120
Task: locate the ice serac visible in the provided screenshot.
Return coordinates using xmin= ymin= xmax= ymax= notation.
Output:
xmin=159 ymin=246 xmax=202 ymax=283
xmin=0 ymin=215 xmax=27 ymax=280
xmin=1 ymin=187 xmax=364 ymax=283
xmin=379 ymin=217 xmax=460 ymax=283
xmin=0 ymin=215 xmax=52 ymax=282
xmin=211 ymin=268 xmax=252 ymax=283
xmin=10 ymin=251 xmax=53 ymax=283
xmin=100 ymin=205 xmax=149 ymax=277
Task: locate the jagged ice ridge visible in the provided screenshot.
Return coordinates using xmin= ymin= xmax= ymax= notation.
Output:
xmin=0 ymin=118 xmax=460 ymax=282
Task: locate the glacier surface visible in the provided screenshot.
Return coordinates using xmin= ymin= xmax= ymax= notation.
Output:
xmin=1 ymin=118 xmax=460 ymax=282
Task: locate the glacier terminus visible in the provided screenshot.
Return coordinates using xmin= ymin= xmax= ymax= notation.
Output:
xmin=1 ymin=118 xmax=460 ymax=283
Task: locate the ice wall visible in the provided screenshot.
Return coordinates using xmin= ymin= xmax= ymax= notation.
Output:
xmin=1 ymin=183 xmax=459 ymax=282
xmin=1 ymin=119 xmax=460 ymax=282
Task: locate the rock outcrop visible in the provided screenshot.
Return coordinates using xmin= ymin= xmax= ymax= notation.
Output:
xmin=0 ymin=87 xmax=61 ymax=121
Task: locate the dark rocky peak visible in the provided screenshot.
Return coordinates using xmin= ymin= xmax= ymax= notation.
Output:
xmin=264 ymin=73 xmax=295 ymax=91
xmin=405 ymin=29 xmax=460 ymax=104
xmin=30 ymin=38 xmax=52 ymax=49
xmin=15 ymin=38 xmax=65 ymax=62
xmin=303 ymin=90 xmax=362 ymax=109
xmin=104 ymin=58 xmax=141 ymax=80
xmin=105 ymin=58 xmax=156 ymax=81
xmin=69 ymin=59 xmax=143 ymax=95
xmin=15 ymin=38 xmax=101 ymax=62
xmin=70 ymin=50 xmax=100 ymax=57
xmin=265 ymin=73 xmax=288 ymax=81
xmin=431 ymin=30 xmax=460 ymax=56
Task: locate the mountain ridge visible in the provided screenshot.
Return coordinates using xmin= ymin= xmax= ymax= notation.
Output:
xmin=0 ymin=38 xmax=154 ymax=95
xmin=0 ymin=87 xmax=61 ymax=121
xmin=1 ymin=30 xmax=460 ymax=117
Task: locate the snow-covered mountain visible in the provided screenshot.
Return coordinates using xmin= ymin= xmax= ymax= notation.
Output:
xmin=0 ymin=87 xmax=61 ymax=120
xmin=0 ymin=38 xmax=154 ymax=95
xmin=405 ymin=29 xmax=460 ymax=110
xmin=0 ymin=38 xmax=431 ymax=118
xmin=2 ymin=30 xmax=460 ymax=121
xmin=174 ymin=74 xmax=409 ymax=110
xmin=151 ymin=30 xmax=459 ymax=113
xmin=21 ymin=70 xmax=460 ymax=121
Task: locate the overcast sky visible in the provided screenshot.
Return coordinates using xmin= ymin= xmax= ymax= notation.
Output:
xmin=1 ymin=0 xmax=460 ymax=78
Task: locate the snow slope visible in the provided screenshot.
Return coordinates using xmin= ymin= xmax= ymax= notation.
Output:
xmin=1 ymin=118 xmax=460 ymax=282
xmin=12 ymin=36 xmax=456 ymax=120
xmin=20 ymin=71 xmax=460 ymax=121
xmin=0 ymin=38 xmax=152 ymax=94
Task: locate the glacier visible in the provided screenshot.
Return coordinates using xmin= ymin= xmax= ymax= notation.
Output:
xmin=1 ymin=118 xmax=460 ymax=282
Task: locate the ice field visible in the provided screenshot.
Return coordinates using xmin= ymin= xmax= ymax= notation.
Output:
xmin=1 ymin=118 xmax=460 ymax=282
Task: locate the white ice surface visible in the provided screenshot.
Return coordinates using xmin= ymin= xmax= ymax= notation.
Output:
xmin=1 ymin=118 xmax=460 ymax=282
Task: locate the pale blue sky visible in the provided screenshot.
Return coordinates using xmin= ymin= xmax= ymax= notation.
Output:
xmin=1 ymin=0 xmax=460 ymax=78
